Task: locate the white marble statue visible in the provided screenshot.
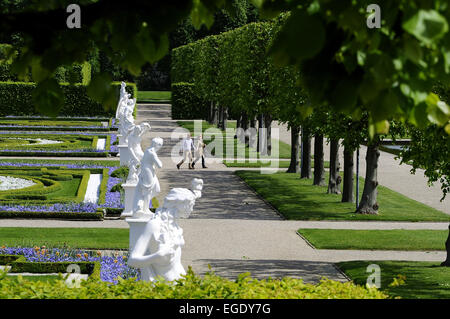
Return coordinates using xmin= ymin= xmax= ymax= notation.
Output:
xmin=128 ymin=122 xmax=151 ymax=163
xmin=115 ymin=81 xmax=128 ymax=119
xmin=124 ymin=122 xmax=151 ymax=184
xmin=128 ymin=178 xmax=204 ymax=282
xmin=131 ymin=137 xmax=163 ymax=218
xmin=118 ymin=98 xmax=136 ymax=144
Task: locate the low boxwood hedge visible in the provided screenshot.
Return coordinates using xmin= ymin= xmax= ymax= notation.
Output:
xmin=0 ymin=211 xmax=104 ymax=220
xmin=0 ymin=254 xmax=101 ymax=280
xmin=171 ymin=82 xmax=208 ymax=120
xmin=0 ymin=267 xmax=388 ymax=299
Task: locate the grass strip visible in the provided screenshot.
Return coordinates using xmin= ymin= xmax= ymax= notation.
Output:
xmin=235 ymin=171 xmax=449 ymax=221
xmin=298 ymin=229 xmax=448 ymax=250
xmin=337 ymin=260 xmax=450 ymax=299
xmin=0 ymin=228 xmax=129 ymax=250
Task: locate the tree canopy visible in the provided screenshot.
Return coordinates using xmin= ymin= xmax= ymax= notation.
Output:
xmin=0 ymin=0 xmax=449 ymax=136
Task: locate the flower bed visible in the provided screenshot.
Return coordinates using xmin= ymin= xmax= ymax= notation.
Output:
xmin=0 ymin=116 xmax=118 ymax=132
xmin=0 ymin=131 xmax=118 ymax=156
xmin=0 ymin=162 xmax=123 ymax=219
xmin=0 ymin=246 xmax=139 ymax=284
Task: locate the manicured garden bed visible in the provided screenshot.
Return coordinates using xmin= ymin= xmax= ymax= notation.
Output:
xmin=337 ymin=261 xmax=450 ymax=299
xmin=0 ymin=116 xmax=117 ymax=131
xmin=0 ymin=131 xmax=117 ymax=156
xmin=0 ymin=161 xmax=123 ymax=219
xmin=235 ymin=171 xmax=450 ymax=221
xmin=298 ymin=229 xmax=448 ymax=251
xmin=0 ymin=246 xmax=137 ymax=284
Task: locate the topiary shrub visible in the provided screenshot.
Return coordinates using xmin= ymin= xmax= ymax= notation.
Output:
xmin=171 ymin=82 xmax=208 ymax=120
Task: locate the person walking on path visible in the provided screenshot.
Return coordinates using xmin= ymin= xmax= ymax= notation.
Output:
xmin=177 ymin=133 xmax=195 ymax=169
xmin=192 ymin=134 xmax=207 ymax=169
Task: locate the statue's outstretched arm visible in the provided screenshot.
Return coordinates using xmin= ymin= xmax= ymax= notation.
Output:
xmin=152 ymin=152 xmax=163 ymax=168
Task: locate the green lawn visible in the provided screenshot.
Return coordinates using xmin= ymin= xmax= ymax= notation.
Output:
xmin=298 ymin=229 xmax=448 ymax=250
xmin=337 ymin=261 xmax=450 ymax=299
xmin=137 ymin=91 xmax=171 ymax=102
xmin=236 ymin=171 xmax=450 ymax=221
xmin=223 ymin=159 xmax=331 ymax=168
xmin=0 ymin=228 xmax=129 ymax=249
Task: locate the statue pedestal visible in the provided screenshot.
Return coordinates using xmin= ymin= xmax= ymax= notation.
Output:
xmin=118 ymin=145 xmax=130 ymax=166
xmin=120 ymin=183 xmax=137 ymax=219
xmin=126 ymin=216 xmax=151 ymax=251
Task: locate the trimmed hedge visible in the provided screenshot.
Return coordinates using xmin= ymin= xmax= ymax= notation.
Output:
xmin=0 ymin=267 xmax=388 ymax=299
xmin=0 ymin=211 xmax=104 ymax=220
xmin=171 ymin=82 xmax=208 ymax=120
xmin=0 ymin=81 xmax=137 ymax=117
xmin=0 ymin=255 xmax=101 ymax=280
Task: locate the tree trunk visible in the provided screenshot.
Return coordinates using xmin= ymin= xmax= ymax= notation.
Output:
xmin=287 ymin=125 xmax=300 ymax=173
xmin=300 ymin=127 xmax=311 ymax=179
xmin=313 ymin=134 xmax=326 ymax=186
xmin=442 ymin=224 xmax=450 ymax=266
xmin=257 ymin=114 xmax=266 ymax=154
xmin=356 ymin=144 xmax=380 ymax=214
xmin=212 ymin=102 xmax=218 ymax=125
xmin=342 ymin=146 xmax=354 ymax=202
xmin=218 ymin=105 xmax=223 ymax=129
xmin=327 ymin=139 xmax=341 ymax=194
xmin=240 ymin=112 xmax=249 ymax=144
xmin=264 ymin=113 xmax=272 ymax=156
xmin=221 ymin=106 xmax=228 ymax=131
xmin=236 ymin=113 xmax=242 ymax=131
xmin=208 ymin=101 xmax=214 ymax=124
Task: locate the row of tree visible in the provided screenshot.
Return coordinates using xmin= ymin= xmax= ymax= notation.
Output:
xmin=172 ymin=15 xmax=401 ymax=214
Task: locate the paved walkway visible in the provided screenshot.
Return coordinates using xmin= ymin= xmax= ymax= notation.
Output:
xmin=0 ymin=103 xmax=448 ymax=284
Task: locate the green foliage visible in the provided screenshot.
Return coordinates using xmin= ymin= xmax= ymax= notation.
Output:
xmin=171 ymin=82 xmax=208 ymax=119
xmin=111 ymin=166 xmax=129 ymax=180
xmin=257 ymin=0 xmax=450 ymax=135
xmin=0 ymin=81 xmax=136 ymax=117
xmin=400 ymin=124 xmax=450 ymax=200
xmin=0 ymin=267 xmax=388 ymax=299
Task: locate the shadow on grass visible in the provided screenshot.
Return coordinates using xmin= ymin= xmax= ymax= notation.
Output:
xmin=337 ymin=261 xmax=450 ymax=299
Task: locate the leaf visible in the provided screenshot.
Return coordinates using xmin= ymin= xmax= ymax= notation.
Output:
xmin=190 ymin=0 xmax=216 ymax=30
xmin=445 ymin=123 xmax=450 ymax=135
xmin=32 ymin=78 xmax=65 ymax=117
xmin=269 ymin=10 xmax=325 ymax=65
xmin=409 ymin=102 xmax=429 ymax=128
xmin=330 ymin=77 xmax=358 ymax=112
xmin=402 ymin=10 xmax=449 ymax=45
xmin=87 ymin=72 xmax=116 ymax=110
xmin=403 ymin=38 xmax=423 ymax=64
xmin=426 ymin=93 xmax=450 ymax=126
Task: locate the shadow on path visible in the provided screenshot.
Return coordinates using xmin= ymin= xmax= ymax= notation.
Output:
xmin=190 ymin=259 xmax=347 ymax=283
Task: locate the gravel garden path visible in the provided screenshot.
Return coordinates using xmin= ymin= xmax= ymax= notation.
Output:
xmin=0 ymin=103 xmax=448 ymax=284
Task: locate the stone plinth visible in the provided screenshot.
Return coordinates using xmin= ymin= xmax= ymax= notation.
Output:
xmin=118 ymin=134 xmax=126 ymax=145
xmin=126 ymin=216 xmax=151 ymax=251
xmin=118 ymin=145 xmax=130 ymax=166
xmin=120 ymin=183 xmax=137 ymax=219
